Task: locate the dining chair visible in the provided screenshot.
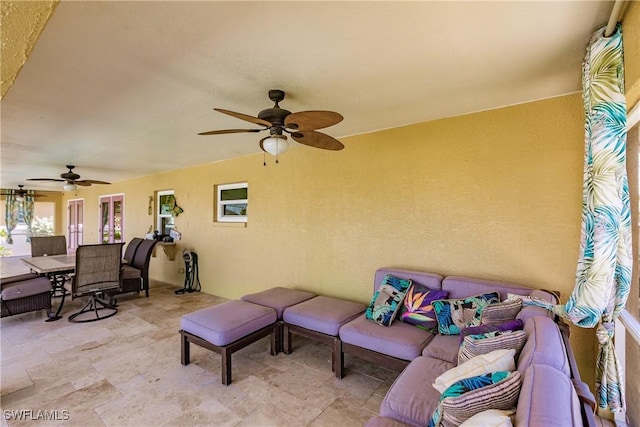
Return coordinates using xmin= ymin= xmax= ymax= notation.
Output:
xmin=30 ymin=235 xmax=70 ymax=296
xmin=30 ymin=235 xmax=67 ymax=257
xmin=64 ymin=243 xmax=124 ymax=323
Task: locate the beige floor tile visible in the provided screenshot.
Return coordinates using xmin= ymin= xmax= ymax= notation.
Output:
xmin=1 ymin=281 xmax=397 ymax=427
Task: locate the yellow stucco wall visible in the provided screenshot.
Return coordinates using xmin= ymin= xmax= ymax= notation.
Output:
xmin=65 ymin=93 xmax=597 ymax=384
xmin=625 ymin=0 xmax=640 ymax=109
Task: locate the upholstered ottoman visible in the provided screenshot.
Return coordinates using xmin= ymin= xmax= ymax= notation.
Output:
xmin=282 ymin=295 xmax=366 ymax=371
xmin=180 ymin=300 xmax=278 ymax=385
xmin=241 ymin=286 xmax=316 ymax=351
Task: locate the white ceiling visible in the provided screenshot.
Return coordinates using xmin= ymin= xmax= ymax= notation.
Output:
xmin=1 ymin=1 xmax=612 ymax=191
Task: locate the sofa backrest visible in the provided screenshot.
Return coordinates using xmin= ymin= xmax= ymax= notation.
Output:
xmin=442 ymin=276 xmax=536 ymax=300
xmin=373 ymin=268 xmax=442 ymax=294
xmin=517 ymin=315 xmax=570 ymax=376
xmin=516 ymin=364 xmax=583 ymax=427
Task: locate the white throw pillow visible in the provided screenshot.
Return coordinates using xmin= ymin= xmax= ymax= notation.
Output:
xmin=433 ymin=348 xmax=516 ymax=393
xmin=459 ymin=409 xmax=515 ymax=427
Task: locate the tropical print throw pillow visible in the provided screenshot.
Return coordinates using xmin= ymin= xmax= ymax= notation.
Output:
xmin=365 ymin=274 xmax=412 ymax=327
xmin=399 ymin=283 xmax=449 ymax=332
xmin=433 ymin=292 xmax=500 ymax=335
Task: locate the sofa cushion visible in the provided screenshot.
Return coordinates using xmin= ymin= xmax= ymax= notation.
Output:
xmin=430 ymin=371 xmax=521 ymax=427
xmin=180 ymin=300 xmax=277 ymax=346
xmin=1 ymin=276 xmax=52 ymax=301
xmin=380 ymin=356 xmax=453 ymax=427
xmin=283 ymin=295 xmax=365 ymax=336
xmin=458 ymin=330 xmax=527 ymax=364
xmin=340 ymin=315 xmax=433 ymax=361
xmin=365 ymin=274 xmax=412 ymax=327
xmin=421 ymin=334 xmax=460 ymax=364
xmin=480 ymin=299 xmax=523 ymax=325
xmin=517 ymin=316 xmax=569 ymax=376
xmin=433 ymin=349 xmax=516 ymax=393
xmin=120 ymin=265 xmax=142 ymax=280
xmin=241 ymin=286 xmax=316 ymax=319
xmin=433 ymin=292 xmax=500 ymax=335
xmin=515 ymin=364 xmax=582 ymax=427
xmin=399 ymin=284 xmax=448 ymax=332
xmin=373 ymin=268 xmax=443 ymax=294
xmin=441 ymin=276 xmax=533 ymax=300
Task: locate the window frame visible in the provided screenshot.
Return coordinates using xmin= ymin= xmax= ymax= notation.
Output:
xmin=215 ymin=182 xmax=248 ymax=223
xmin=156 ymin=190 xmax=175 ymax=236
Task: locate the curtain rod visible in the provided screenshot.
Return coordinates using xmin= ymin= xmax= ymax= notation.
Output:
xmin=605 ymin=0 xmax=627 ymax=37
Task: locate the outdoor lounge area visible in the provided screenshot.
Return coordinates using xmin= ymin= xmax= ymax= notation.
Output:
xmin=1 ymin=1 xmax=640 ymax=427
xmin=0 ymin=274 xmax=400 ymax=426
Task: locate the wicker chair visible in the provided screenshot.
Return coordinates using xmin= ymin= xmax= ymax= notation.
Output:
xmin=123 ymin=237 xmax=144 ymax=264
xmin=1 ymin=273 xmax=53 ymax=319
xmin=64 ymin=243 xmax=124 ymax=323
xmin=119 ymin=239 xmax=157 ymax=298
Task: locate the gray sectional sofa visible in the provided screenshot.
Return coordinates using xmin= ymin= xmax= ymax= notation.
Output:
xmin=332 ymin=268 xmax=596 ymax=427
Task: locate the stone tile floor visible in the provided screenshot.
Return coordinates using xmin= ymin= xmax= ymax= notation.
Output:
xmin=1 ymin=281 xmax=399 ymax=426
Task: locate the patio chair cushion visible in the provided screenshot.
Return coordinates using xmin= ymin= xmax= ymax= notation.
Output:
xmin=1 ymin=275 xmax=52 ymax=301
xmin=283 ymin=296 xmax=365 ymax=336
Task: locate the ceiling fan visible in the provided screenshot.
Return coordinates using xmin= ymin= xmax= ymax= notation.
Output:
xmin=27 ymin=165 xmax=111 ymax=191
xmin=199 ymin=90 xmax=344 ymax=159
xmin=0 ymin=185 xmax=45 ymax=200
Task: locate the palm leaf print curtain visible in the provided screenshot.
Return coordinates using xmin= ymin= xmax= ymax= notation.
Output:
xmin=23 ymin=192 xmax=35 ymax=242
xmin=560 ymin=24 xmax=631 ymax=413
xmin=3 ymin=191 xmax=18 ymax=245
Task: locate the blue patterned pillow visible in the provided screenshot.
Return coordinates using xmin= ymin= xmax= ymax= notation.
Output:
xmin=433 ymin=292 xmax=500 ymax=335
xmin=365 ymin=274 xmax=412 ymax=327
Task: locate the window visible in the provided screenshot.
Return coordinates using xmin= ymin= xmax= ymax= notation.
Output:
xmin=615 ymin=101 xmax=640 ymax=427
xmin=157 ymin=190 xmax=175 ymax=236
xmin=0 ymin=200 xmax=55 ymax=257
xmin=215 ymin=182 xmax=248 ymax=223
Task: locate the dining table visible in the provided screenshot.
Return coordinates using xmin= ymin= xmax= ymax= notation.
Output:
xmin=21 ymin=254 xmax=76 ymax=321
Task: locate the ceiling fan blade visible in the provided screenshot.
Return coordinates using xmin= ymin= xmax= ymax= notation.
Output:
xmin=285 ymin=111 xmax=343 ymax=131
xmin=76 ymin=179 xmax=111 ymax=185
xmin=291 ymin=130 xmax=344 ymax=151
xmin=27 ymin=178 xmax=65 ymax=182
xmin=198 ymin=129 xmax=264 ymax=136
xmin=214 ymin=108 xmax=272 ymax=127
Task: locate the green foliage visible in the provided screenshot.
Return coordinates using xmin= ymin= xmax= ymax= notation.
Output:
xmin=31 ymin=216 xmax=54 ymax=235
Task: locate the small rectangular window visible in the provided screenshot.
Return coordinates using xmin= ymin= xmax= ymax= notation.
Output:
xmin=216 ymin=182 xmax=248 ymax=223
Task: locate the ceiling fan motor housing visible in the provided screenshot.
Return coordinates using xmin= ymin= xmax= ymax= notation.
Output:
xmin=258 ymin=107 xmax=291 ymax=131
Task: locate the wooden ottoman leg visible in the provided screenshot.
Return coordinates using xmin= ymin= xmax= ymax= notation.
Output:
xmin=221 ymin=347 xmax=232 ymax=386
xmin=181 ymin=331 xmax=191 ymax=366
xmin=334 ymin=339 xmax=344 ymax=379
xmin=283 ymin=323 xmax=293 ymax=354
xmin=270 ymin=323 xmax=278 ymax=356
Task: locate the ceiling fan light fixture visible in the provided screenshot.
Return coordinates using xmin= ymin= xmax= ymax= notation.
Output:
xmin=262 ymin=135 xmax=289 ymax=156
xmin=63 ymin=183 xmax=77 ymax=192
xmin=15 ymin=194 xmax=25 ymax=203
